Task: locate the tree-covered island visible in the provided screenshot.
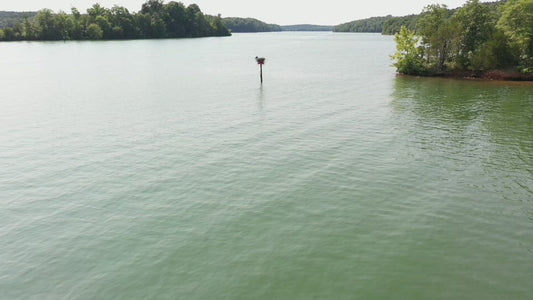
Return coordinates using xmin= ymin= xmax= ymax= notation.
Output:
xmin=0 ymin=0 xmax=230 ymax=41
xmin=391 ymin=0 xmax=533 ymax=80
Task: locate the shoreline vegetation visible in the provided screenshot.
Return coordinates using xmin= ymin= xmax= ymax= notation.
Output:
xmin=0 ymin=0 xmax=231 ymax=41
xmin=1 ymin=0 xmax=531 ymax=81
xmin=221 ymin=17 xmax=281 ymax=32
xmin=0 ymin=9 xmax=333 ymax=39
xmin=390 ymin=0 xmax=532 ymax=80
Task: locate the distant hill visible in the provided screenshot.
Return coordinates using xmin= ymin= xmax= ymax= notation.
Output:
xmin=334 ymin=16 xmax=392 ymax=33
xmin=381 ymin=14 xmax=420 ymax=35
xmin=222 ymin=17 xmax=281 ymax=32
xmin=0 ymin=11 xmax=37 ymax=28
xmin=221 ymin=18 xmax=333 ymax=33
xmin=335 ymin=0 xmax=503 ymax=35
xmin=281 ymin=24 xmax=333 ymax=31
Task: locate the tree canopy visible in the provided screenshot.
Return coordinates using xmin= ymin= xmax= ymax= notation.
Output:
xmin=0 ymin=11 xmax=37 ymax=28
xmin=391 ymin=0 xmax=533 ymax=76
xmin=0 ymin=0 xmax=230 ymax=41
xmin=382 ymin=15 xmax=421 ymax=35
xmin=334 ymin=16 xmax=393 ymax=33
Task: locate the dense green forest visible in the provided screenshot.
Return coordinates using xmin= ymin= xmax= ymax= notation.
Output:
xmin=392 ymin=0 xmax=533 ymax=78
xmin=0 ymin=0 xmax=230 ymax=41
xmin=281 ymin=24 xmax=333 ymax=31
xmin=334 ymin=16 xmax=393 ymax=33
xmin=0 ymin=11 xmax=37 ymax=28
xmin=336 ymin=1 xmax=505 ymax=35
xmin=384 ymin=2 xmax=506 ymax=34
xmin=382 ymin=10 xmax=457 ymax=34
xmin=222 ymin=17 xmax=281 ymax=32
xmin=382 ymin=15 xmax=421 ymax=35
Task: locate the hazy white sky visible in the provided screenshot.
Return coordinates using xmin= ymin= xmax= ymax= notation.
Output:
xmin=1 ymin=0 xmax=474 ymax=25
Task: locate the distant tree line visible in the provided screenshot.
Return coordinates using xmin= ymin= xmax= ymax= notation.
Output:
xmin=382 ymin=15 xmax=421 ymax=35
xmin=222 ymin=17 xmax=281 ymax=32
xmin=391 ymin=0 xmax=533 ymax=76
xmin=334 ymin=16 xmax=393 ymax=33
xmin=0 ymin=11 xmax=37 ymax=28
xmin=281 ymin=25 xmax=333 ymax=31
xmin=0 ymin=0 xmax=230 ymax=41
xmin=334 ymin=1 xmax=507 ymax=35
xmin=221 ymin=19 xmax=334 ymax=33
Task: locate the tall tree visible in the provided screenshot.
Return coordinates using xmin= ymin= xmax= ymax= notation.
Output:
xmin=69 ymin=7 xmax=84 ymax=39
xmin=55 ymin=11 xmax=74 ymax=40
xmin=108 ymin=6 xmax=137 ymax=39
xmin=142 ymin=0 xmax=165 ymax=15
xmin=165 ymin=1 xmax=187 ymax=37
xmin=453 ymin=0 xmax=496 ymax=68
xmin=498 ymin=0 xmax=533 ymax=72
xmin=34 ymin=9 xmax=61 ymax=40
xmin=87 ymin=4 xmax=107 ymax=20
xmin=417 ymin=4 xmax=457 ymax=72
xmin=22 ymin=16 xmax=35 ymax=39
xmin=186 ymin=4 xmax=211 ymax=37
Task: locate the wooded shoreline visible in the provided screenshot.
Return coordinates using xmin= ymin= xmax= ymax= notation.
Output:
xmin=391 ymin=0 xmax=532 ymax=81
xmin=0 ymin=1 xmax=230 ymax=41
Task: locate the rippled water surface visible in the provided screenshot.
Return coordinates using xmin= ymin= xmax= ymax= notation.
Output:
xmin=1 ymin=32 xmax=532 ymax=299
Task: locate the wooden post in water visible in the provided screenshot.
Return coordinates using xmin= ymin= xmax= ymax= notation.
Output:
xmin=255 ymin=56 xmax=265 ymax=84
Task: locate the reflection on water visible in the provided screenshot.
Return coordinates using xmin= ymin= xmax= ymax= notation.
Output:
xmin=257 ymin=85 xmax=264 ymax=111
xmin=391 ymin=75 xmax=533 ymax=199
xmin=391 ymin=76 xmax=533 ymax=146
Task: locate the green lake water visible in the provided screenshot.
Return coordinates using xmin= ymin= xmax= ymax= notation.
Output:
xmin=1 ymin=32 xmax=532 ymax=299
